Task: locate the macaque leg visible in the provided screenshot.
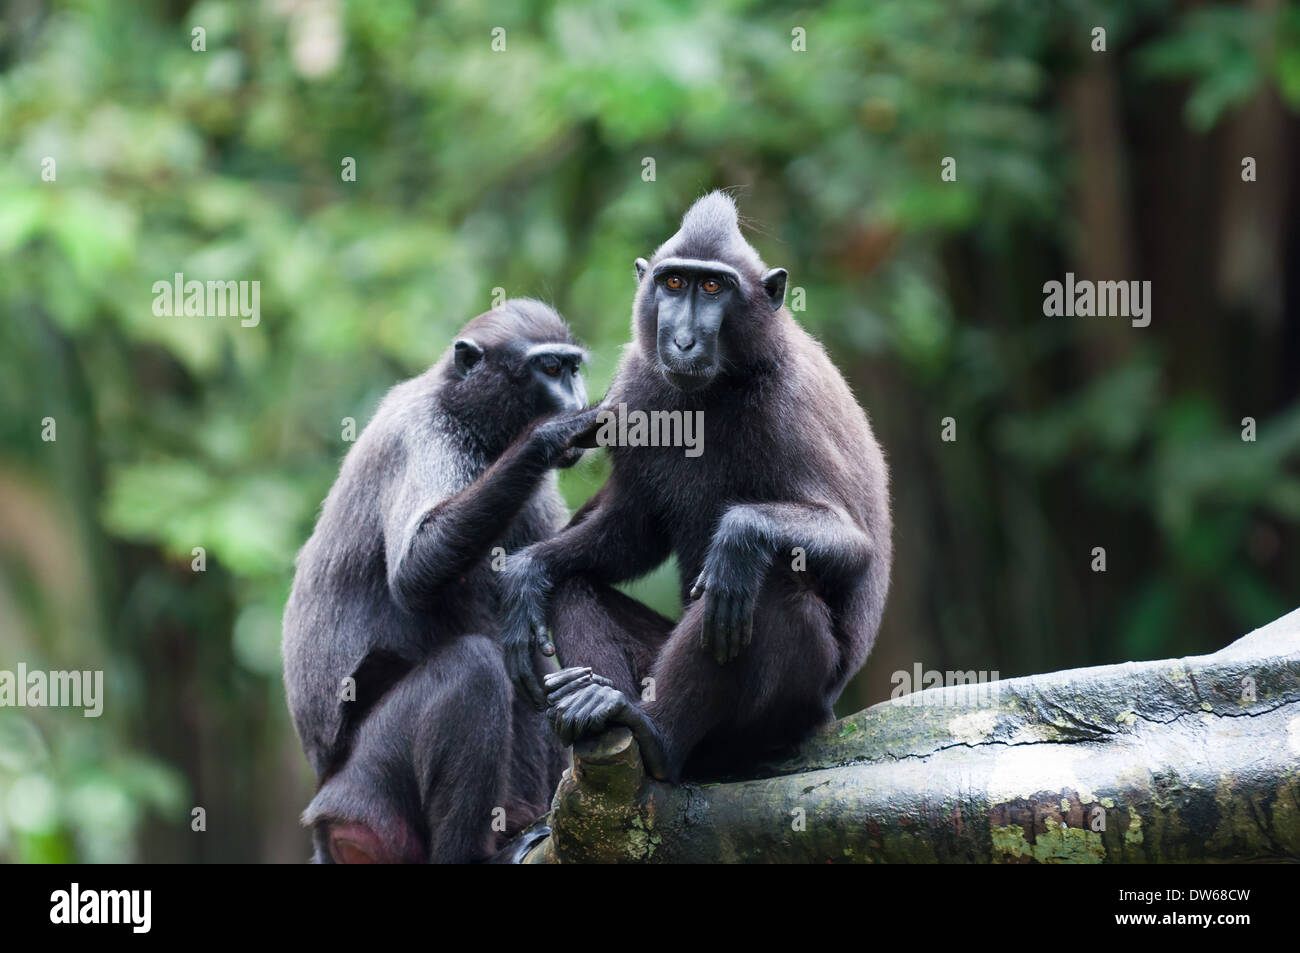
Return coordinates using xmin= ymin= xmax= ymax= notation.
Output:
xmin=547 ymin=574 xmax=840 ymax=782
xmin=304 ymin=635 xmax=517 ymax=864
xmin=546 ymin=575 xmax=673 ymax=698
xmin=650 ymin=576 xmax=840 ymax=778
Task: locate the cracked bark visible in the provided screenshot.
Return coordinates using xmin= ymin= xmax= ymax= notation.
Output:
xmin=520 ymin=608 xmax=1300 ymax=863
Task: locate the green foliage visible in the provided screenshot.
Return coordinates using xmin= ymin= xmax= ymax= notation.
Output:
xmin=1141 ymin=5 xmax=1280 ymax=130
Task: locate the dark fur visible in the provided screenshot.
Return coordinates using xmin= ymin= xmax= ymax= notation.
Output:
xmin=502 ymin=193 xmax=892 ymax=781
xmin=283 ymin=299 xmax=599 ymax=863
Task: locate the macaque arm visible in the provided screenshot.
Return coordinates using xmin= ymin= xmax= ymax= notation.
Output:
xmin=705 ymin=501 xmax=873 ymax=589
xmin=384 ymin=411 xmax=600 ymax=613
xmin=502 ymin=483 xmax=671 ymax=708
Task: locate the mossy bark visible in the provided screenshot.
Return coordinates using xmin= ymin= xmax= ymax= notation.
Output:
xmin=523 ymin=608 xmax=1300 ymax=863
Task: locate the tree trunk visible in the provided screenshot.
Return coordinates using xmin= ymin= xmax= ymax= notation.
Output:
xmin=522 ymin=608 xmax=1300 ymax=863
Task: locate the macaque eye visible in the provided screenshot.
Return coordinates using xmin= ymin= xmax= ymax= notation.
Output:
xmin=701 ymin=278 xmax=721 ymax=294
xmin=664 ymin=275 xmax=685 ymax=291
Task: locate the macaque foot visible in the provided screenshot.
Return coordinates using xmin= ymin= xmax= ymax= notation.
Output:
xmin=544 ymin=667 xmax=626 ymax=746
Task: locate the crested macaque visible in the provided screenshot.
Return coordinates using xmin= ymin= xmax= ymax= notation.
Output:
xmin=500 ymin=193 xmax=892 ymax=782
xmin=283 ymin=299 xmax=606 ymax=863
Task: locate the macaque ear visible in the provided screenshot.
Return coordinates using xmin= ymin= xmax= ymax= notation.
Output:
xmin=453 ymin=338 xmax=484 ymax=377
xmin=635 ymin=258 xmax=650 ymax=282
xmin=762 ymin=268 xmax=788 ymax=310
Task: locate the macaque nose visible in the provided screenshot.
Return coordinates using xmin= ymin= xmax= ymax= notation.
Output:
xmin=674 ymin=334 xmax=696 ymax=353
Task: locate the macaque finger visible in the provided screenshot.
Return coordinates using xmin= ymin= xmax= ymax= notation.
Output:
xmin=569 ymin=408 xmax=605 ymax=449
xmin=569 ymin=691 xmax=609 ymax=737
xmin=547 ymin=674 xmax=596 ymax=705
xmin=729 ymin=598 xmax=752 ymax=659
xmin=713 ymin=595 xmax=731 ymax=665
xmin=701 ymin=598 xmax=719 ymax=654
xmin=520 ymin=669 xmax=545 ymax=711
xmin=507 ymin=642 xmax=545 ymax=710
xmin=727 ymin=594 xmax=743 ymax=662
xmin=556 ymin=689 xmax=589 ymax=717
xmin=544 ymin=666 xmax=593 ymax=690
xmin=723 ymin=595 xmax=740 ymax=661
xmin=554 ymin=711 xmax=576 ymax=747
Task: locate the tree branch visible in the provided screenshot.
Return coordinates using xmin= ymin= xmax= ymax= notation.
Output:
xmin=521 ymin=608 xmax=1300 ymax=863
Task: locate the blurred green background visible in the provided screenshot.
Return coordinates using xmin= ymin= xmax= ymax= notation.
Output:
xmin=2 ymin=0 xmax=1298 ymax=862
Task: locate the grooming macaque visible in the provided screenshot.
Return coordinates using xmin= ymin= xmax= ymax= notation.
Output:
xmin=283 ymin=300 xmax=603 ymax=863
